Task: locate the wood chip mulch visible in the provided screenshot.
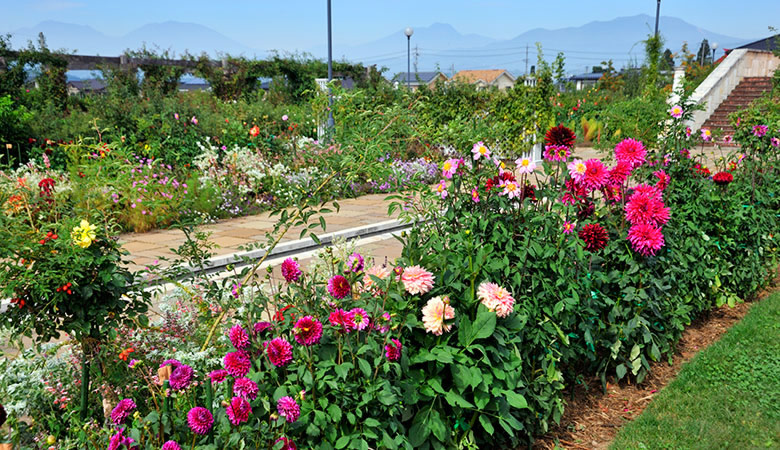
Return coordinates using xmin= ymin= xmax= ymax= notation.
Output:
xmin=534 ymin=273 xmax=778 ymax=450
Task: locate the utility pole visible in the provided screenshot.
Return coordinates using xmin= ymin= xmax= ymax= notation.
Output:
xmin=414 ymin=45 xmax=419 ymax=72
xmin=654 ymin=0 xmax=661 ymax=38
xmin=326 ymin=0 xmax=334 ymax=130
xmin=524 ymin=44 xmax=529 ymax=75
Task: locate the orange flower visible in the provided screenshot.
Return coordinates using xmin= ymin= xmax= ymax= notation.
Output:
xmin=119 ymin=347 xmax=135 ymax=361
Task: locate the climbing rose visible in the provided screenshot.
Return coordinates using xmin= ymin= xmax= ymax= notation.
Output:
xmin=277 ymin=396 xmax=301 ymax=423
xmin=187 ymin=407 xmax=214 ymax=435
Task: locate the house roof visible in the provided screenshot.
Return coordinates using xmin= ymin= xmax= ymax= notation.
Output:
xmin=452 ymin=69 xmax=514 ymax=84
xmin=736 ymin=34 xmax=779 ymax=52
xmin=392 ymin=71 xmax=445 ymax=84
xmin=67 ymin=79 xmax=107 ymax=90
xmin=568 ymin=73 xmax=603 ymax=81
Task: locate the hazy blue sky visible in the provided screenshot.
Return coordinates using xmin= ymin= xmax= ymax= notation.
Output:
xmin=2 ymin=0 xmax=777 ymax=51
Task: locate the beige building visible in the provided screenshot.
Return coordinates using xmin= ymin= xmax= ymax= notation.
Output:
xmin=452 ymin=69 xmax=516 ymax=90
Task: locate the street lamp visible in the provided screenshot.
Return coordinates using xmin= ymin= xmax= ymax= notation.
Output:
xmin=404 ymin=27 xmax=414 ymax=89
xmin=326 ymin=0 xmax=334 ymax=130
xmin=654 ymin=0 xmax=661 ymax=38
xmin=711 ymin=42 xmax=719 ymax=65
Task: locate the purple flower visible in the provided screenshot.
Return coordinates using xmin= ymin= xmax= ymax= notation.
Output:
xmin=226 ymin=396 xmax=251 ymax=425
xmin=346 ymin=252 xmax=364 ymax=273
xmin=233 ymin=377 xmax=259 ymax=400
xmin=169 ymin=364 xmax=194 ymax=391
xmin=277 ymin=396 xmax=300 ymax=423
xmin=187 ymin=407 xmax=214 ymax=435
xmin=208 ymin=369 xmax=228 ymax=384
xmin=228 ymin=324 xmax=250 ymax=350
xmin=162 ymin=441 xmax=182 ymax=450
xmin=110 ymin=398 xmax=136 ymax=425
xmin=224 ymin=351 xmax=251 ymax=378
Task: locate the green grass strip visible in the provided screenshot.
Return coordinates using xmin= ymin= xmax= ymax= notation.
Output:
xmin=611 ymin=292 xmax=780 ymax=449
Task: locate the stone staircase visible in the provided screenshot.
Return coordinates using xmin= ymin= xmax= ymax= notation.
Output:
xmin=701 ymin=77 xmax=772 ymax=146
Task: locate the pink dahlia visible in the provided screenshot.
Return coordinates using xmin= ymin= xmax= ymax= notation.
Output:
xmin=421 ymin=296 xmax=455 ymax=336
xmin=627 ymin=224 xmax=665 ymax=256
xmin=226 ymin=396 xmax=251 ymax=426
xmin=544 ymin=144 xmax=570 ymax=162
xmin=281 ymin=258 xmax=302 ymax=283
xmin=228 ymin=324 xmax=250 ymax=350
xmin=625 ymin=190 xmax=670 ymax=227
xmin=401 ymin=265 xmax=435 ymax=295
xmin=500 ymin=179 xmax=522 ymax=199
xmin=346 ymin=252 xmax=364 ymax=273
xmin=476 ymin=282 xmax=515 ymax=318
xmin=563 ymin=220 xmax=575 ymax=235
xmin=253 ymin=321 xmax=272 ymax=335
xmin=515 ymin=157 xmax=537 ymax=174
xmin=275 ymin=437 xmax=297 ymax=450
xmin=581 ymin=159 xmax=609 ymax=191
xmin=568 ymin=159 xmax=587 ymax=182
xmin=436 ymin=180 xmax=448 ymax=199
xmin=329 ymin=308 xmax=355 ymax=333
xmin=224 ymin=351 xmax=251 ymax=378
xmin=654 ymin=170 xmax=671 ymax=191
xmin=471 ymin=187 xmax=480 ymax=203
xmin=441 ymin=158 xmax=462 ymax=179
xmin=385 ymin=338 xmax=402 ymax=361
xmin=110 ymin=398 xmax=136 ymax=425
xmin=162 ymin=441 xmax=182 ymax=450
xmin=327 ymin=275 xmax=351 ymax=299
xmin=701 ymin=128 xmax=712 ymax=141
xmin=607 ymin=161 xmax=632 ymax=187
xmin=277 ymin=396 xmax=301 ymax=423
xmin=771 ymin=137 xmax=780 ymax=147
xmin=208 ymin=369 xmax=228 ymax=384
xmin=632 ymin=183 xmax=662 ymax=199
xmin=614 ymin=138 xmax=646 ymax=168
xmin=266 ymin=337 xmax=293 ymax=367
xmin=472 ymin=141 xmax=491 ymax=160
xmin=372 ymin=312 xmax=392 ymax=334
xmin=169 ymin=364 xmax=194 ymax=391
xmin=159 ymin=359 xmax=182 ymax=370
xmin=187 ymin=407 xmax=214 ymax=434
xmin=233 ymin=377 xmax=259 ymax=400
xmin=752 ymin=124 xmax=768 ymax=137
xmin=293 ymin=316 xmax=323 ymax=346
xmin=669 ymin=105 xmax=683 ymax=119
xmin=350 ymin=308 xmax=370 ymax=331
xmin=360 ymin=265 xmax=391 ymax=295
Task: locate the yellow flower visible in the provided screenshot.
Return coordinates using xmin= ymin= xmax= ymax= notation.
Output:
xmin=71 ymin=219 xmax=97 ymax=248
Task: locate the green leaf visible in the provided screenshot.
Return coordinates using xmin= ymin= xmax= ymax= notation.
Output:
xmin=479 ymin=415 xmax=495 ymax=435
xmin=335 ymin=362 xmax=353 ymax=380
xmin=429 ymin=410 xmax=448 ymax=442
xmin=357 ymin=358 xmax=371 ymax=378
xmin=334 ymin=436 xmax=351 ymax=449
xmin=409 ymin=421 xmax=431 ymax=447
xmin=503 ymin=391 xmax=528 ymax=409
xmin=445 ymin=390 xmax=475 ymax=408
xmin=616 ymin=364 xmax=627 ymax=379
xmin=327 ymin=403 xmax=342 ymax=423
xmin=469 ymin=305 xmax=497 ymax=344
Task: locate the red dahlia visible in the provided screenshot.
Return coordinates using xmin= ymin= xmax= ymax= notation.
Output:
xmin=545 ymin=124 xmax=576 ymax=148
xmin=578 ymin=223 xmax=609 ymax=251
xmin=712 ymin=171 xmax=733 ymax=186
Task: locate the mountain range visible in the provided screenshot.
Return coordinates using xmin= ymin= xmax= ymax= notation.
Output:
xmin=6 ymin=15 xmax=756 ymax=80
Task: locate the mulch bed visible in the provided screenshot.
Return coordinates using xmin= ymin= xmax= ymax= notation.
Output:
xmin=534 ymin=273 xmax=778 ymax=450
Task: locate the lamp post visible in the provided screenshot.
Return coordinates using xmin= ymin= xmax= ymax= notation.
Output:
xmin=404 ymin=27 xmax=414 ymax=89
xmin=711 ymin=42 xmax=719 ymax=65
xmin=654 ymin=0 xmax=661 ymax=38
xmin=326 ymin=0 xmax=334 ymax=130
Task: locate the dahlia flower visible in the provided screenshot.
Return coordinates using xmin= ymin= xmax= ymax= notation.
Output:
xmin=669 ymin=105 xmax=683 ymax=119
xmin=275 ymin=437 xmax=297 ymax=450
xmin=544 ymin=144 xmax=571 ymax=162
xmin=187 ymin=407 xmax=214 ymax=434
xmin=360 ymin=265 xmax=391 ymax=295
xmin=266 ymin=337 xmax=293 ymax=367
xmin=228 ymin=324 xmax=250 ymax=350
xmin=224 ymin=351 xmax=251 ymax=378
xmin=329 ymin=308 xmax=356 ymax=333
xmin=500 ymin=179 xmax=521 ymax=199
xmin=253 ymin=321 xmax=272 ymax=335
xmin=350 ymin=308 xmax=370 ymax=331
xmin=515 ymin=157 xmax=537 ymax=174
xmin=614 ymin=138 xmax=647 ymax=168
xmin=713 ymin=171 xmax=733 ymax=186
xmin=568 ymin=159 xmax=587 ymax=181
xmin=632 ymin=183 xmax=662 ymax=199
xmin=700 ymin=128 xmax=712 ymax=141
xmin=159 ymin=358 xmax=182 ymax=370
xmin=233 ymin=377 xmax=259 ymax=400
xmin=346 ymin=252 xmax=364 ymax=273
xmin=441 ymin=158 xmax=462 ymax=179
xmin=421 ymin=296 xmax=455 ymax=336
xmin=327 ymin=275 xmax=351 ymax=299
xmin=654 ymin=170 xmax=671 ymax=191
xmin=723 ymin=135 xmax=734 ymax=144
xmin=169 ymin=364 xmax=194 ymax=391
xmin=628 ymin=223 xmax=665 ymax=256
xmin=752 ymin=124 xmax=768 ymax=137
xmin=607 ymin=161 xmax=632 ymax=187
xmin=277 ymin=396 xmax=301 ymax=423
xmin=772 ymin=137 xmax=780 ymax=147
xmin=578 ymin=223 xmax=609 ymax=251
xmin=401 ymin=266 xmax=435 ymax=295
xmin=580 ymin=159 xmax=609 ymax=191
xmin=544 ymin=124 xmax=576 ymax=147
xmin=110 ymin=398 xmax=136 ymax=425
xmin=477 ymin=282 xmax=515 ymax=318
xmin=625 ymin=190 xmax=670 ymax=227
xmin=281 ymin=258 xmax=302 ymax=283
xmin=226 ymin=396 xmax=251 ymax=425
xmin=208 ymin=369 xmax=228 ymax=384
xmin=436 ymin=180 xmax=448 ymax=199
xmin=162 ymin=441 xmax=182 ymax=450
xmin=372 ymin=312 xmax=392 ymax=334
xmin=472 ymin=141 xmax=491 ymax=160
xmin=293 ymin=316 xmax=323 ymax=346
xmin=385 ymin=339 xmax=403 ymax=361
xmin=563 ymin=221 xmax=575 ymax=235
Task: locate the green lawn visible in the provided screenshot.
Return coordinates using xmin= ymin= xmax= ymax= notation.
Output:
xmin=610 ymin=291 xmax=780 ymax=449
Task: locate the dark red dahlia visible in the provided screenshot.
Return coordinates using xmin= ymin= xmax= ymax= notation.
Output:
xmin=712 ymin=171 xmax=733 ymax=186
xmin=545 ymin=124 xmax=576 ymax=148
xmin=522 ymin=183 xmax=537 ymax=202
xmin=38 ymin=178 xmax=55 ymax=196
xmin=578 ymin=223 xmax=609 ymax=251
xmin=577 ymin=200 xmax=595 ymax=220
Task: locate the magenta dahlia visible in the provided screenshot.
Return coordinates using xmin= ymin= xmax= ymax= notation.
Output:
xmin=752 ymin=124 xmax=768 ymax=137
xmin=607 ymin=161 xmax=632 ymax=187
xmin=327 ymin=275 xmax=351 ymax=299
xmin=253 ymin=321 xmax=272 ymax=335
xmin=625 ymin=190 xmax=670 ymax=227
xmin=224 ymin=351 xmax=251 ymax=378
xmin=159 ymin=359 xmax=182 ymax=370
xmin=277 ymin=396 xmax=301 ymax=423
xmin=226 ymin=396 xmax=251 ymax=426
xmin=293 ymin=316 xmax=323 ymax=346
xmin=228 ymin=324 xmax=250 ymax=350
xmin=266 ymin=337 xmax=293 ymax=367
xmin=580 ymin=159 xmax=609 ymax=191
xmin=280 ymin=258 xmax=302 ymax=283
xmin=614 ymin=138 xmax=647 ymax=168
xmin=208 ymin=369 xmax=228 ymax=384
xmin=346 ymin=252 xmax=364 ymax=273
xmin=385 ymin=339 xmax=403 ymax=361
xmin=654 ymin=170 xmax=671 ymax=191
xmin=233 ymin=377 xmax=259 ymax=400
xmin=275 ymin=437 xmax=297 ymax=450
xmin=110 ymin=398 xmax=136 ymax=425
xmin=578 ymin=223 xmax=609 ymax=251
xmin=329 ymin=308 xmax=355 ymax=333
xmin=628 ymin=223 xmax=665 ymax=256
xmin=544 ymin=144 xmax=571 ymax=162
xmin=350 ymin=308 xmax=370 ymax=331
xmin=162 ymin=441 xmax=182 ymax=450
xmin=187 ymin=407 xmax=214 ymax=435
xmin=169 ymin=364 xmax=194 ymax=391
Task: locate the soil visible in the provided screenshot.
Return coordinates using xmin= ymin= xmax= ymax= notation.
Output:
xmin=534 ymin=273 xmax=779 ymax=450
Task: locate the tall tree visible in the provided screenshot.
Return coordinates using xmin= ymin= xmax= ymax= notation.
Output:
xmin=696 ymin=39 xmax=711 ymax=65
xmin=552 ymin=52 xmax=566 ymax=84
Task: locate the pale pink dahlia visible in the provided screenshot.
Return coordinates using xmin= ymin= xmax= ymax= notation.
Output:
xmin=477 ymin=282 xmax=515 ymax=318
xmin=350 ymin=308 xmax=370 ymax=331
xmin=669 ymin=105 xmax=683 ymax=119
xmin=226 ymin=396 xmax=251 ymax=425
xmin=580 ymin=159 xmax=609 ymax=191
xmin=614 ymin=138 xmax=646 ymax=168
xmin=385 ymin=339 xmax=402 ymax=361
xmin=224 ymin=351 xmax=251 ymax=378
xmin=360 ymin=265 xmax=391 ymax=295
xmin=472 ymin=141 xmax=491 ymax=160
xmin=266 ymin=337 xmax=293 ymax=367
xmin=277 ymin=396 xmax=301 ymax=423
xmin=421 ymin=296 xmax=455 ymax=336
xmin=228 ymin=324 xmax=250 ymax=350
xmin=187 ymin=407 xmax=214 ymax=434
xmin=327 ymin=275 xmax=351 ymax=299
xmin=436 ymin=180 xmax=448 ymax=199
xmin=401 ymin=265 xmax=435 ymax=295
xmin=233 ymin=377 xmax=259 ymax=400
xmin=111 ymin=398 xmax=136 ymax=425
xmin=515 ymin=157 xmax=537 ymax=174
xmin=628 ymin=223 xmax=665 ymax=256
xmin=568 ymin=159 xmax=587 ymax=181
xmin=293 ymin=316 xmax=323 ymax=346
xmin=441 ymin=158 xmax=462 ymax=179
xmin=281 ymin=258 xmax=302 ymax=283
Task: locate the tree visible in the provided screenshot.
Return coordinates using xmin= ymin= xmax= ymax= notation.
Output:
xmin=661 ymin=48 xmax=675 ymax=71
xmin=696 ymin=39 xmax=711 ymax=65
xmin=552 ymin=51 xmax=566 ymax=84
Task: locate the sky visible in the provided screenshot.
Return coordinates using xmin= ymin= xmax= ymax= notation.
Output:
xmin=2 ymin=0 xmax=777 ymax=53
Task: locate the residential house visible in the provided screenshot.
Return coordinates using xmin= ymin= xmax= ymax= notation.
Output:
xmin=391 ymin=71 xmax=448 ymax=91
xmin=452 ymin=69 xmax=515 ymax=90
xmin=567 ymin=72 xmax=603 ymax=91
xmin=66 ymin=79 xmax=107 ymax=95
